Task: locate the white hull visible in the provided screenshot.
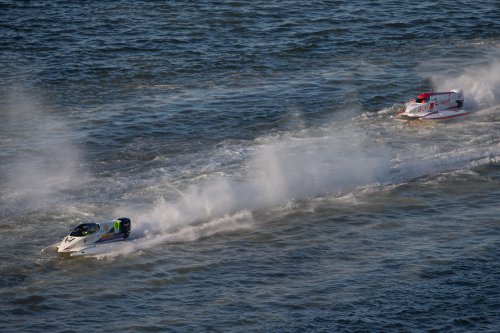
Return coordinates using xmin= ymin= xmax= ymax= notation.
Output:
xmin=399 ymin=108 xmax=470 ymax=120
xmin=64 ymin=240 xmax=128 ymax=257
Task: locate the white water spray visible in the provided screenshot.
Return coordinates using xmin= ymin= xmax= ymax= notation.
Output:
xmin=115 ymin=126 xmax=394 ymax=251
xmin=433 ymin=60 xmax=500 ymax=110
xmin=0 ymin=89 xmax=87 ymax=211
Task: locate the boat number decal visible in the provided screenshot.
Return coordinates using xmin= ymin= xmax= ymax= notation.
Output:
xmin=114 ymin=221 xmax=120 ymax=233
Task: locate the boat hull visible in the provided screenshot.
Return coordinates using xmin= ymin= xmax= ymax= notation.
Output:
xmin=57 ymin=218 xmax=131 ymax=255
xmin=398 ymin=108 xmax=470 ymax=120
xmin=398 ymin=89 xmax=467 ymax=120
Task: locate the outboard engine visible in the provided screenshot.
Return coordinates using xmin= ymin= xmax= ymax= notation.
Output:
xmin=118 ymin=217 xmax=131 ymax=238
xmin=451 ymin=89 xmax=464 ymax=107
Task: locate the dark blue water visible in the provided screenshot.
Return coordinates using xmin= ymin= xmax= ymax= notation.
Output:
xmin=1 ymin=1 xmax=500 ymax=332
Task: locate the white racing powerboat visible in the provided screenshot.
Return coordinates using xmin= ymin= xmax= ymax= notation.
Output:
xmin=57 ymin=217 xmax=131 ymax=256
xmin=397 ymin=89 xmax=469 ymax=120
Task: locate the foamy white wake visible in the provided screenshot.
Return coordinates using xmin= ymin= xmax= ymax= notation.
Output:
xmin=109 ymin=127 xmax=394 ymax=255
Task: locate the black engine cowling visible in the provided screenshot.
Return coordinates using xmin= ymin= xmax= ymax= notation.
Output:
xmin=118 ymin=217 xmax=131 ymax=238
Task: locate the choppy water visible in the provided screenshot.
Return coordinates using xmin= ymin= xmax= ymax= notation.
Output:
xmin=1 ymin=1 xmax=500 ymax=332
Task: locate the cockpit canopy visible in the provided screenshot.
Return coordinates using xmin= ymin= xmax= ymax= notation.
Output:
xmin=70 ymin=223 xmax=100 ymax=237
xmin=415 ymin=92 xmax=431 ymax=103
xmin=415 ymin=97 xmax=430 ymax=103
